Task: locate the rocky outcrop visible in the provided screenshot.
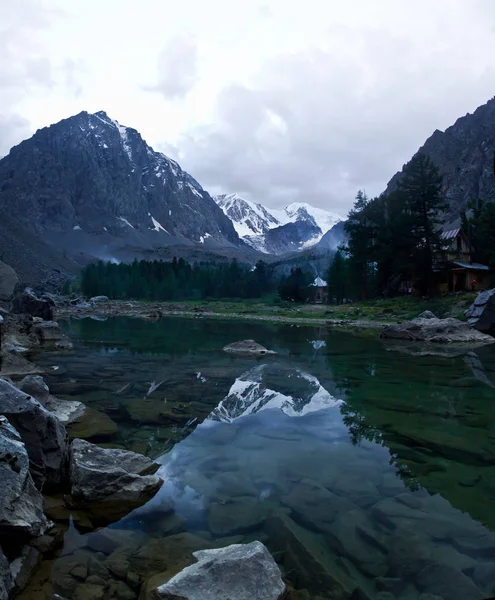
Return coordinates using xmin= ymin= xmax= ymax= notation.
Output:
xmin=19 ymin=375 xmax=86 ymax=425
xmin=0 ymin=416 xmax=48 ymax=537
xmin=0 ymin=545 xmax=12 ymax=600
xmin=223 ymin=340 xmax=276 ymax=356
xmin=0 ymin=110 xmax=242 ymax=281
xmin=380 ymin=316 xmax=495 ymax=344
xmin=152 ymin=541 xmax=286 ymax=600
xmin=384 ymin=95 xmax=495 ymax=223
xmin=32 ymin=319 xmax=73 ymax=350
xmin=0 ymin=262 xmax=19 ymax=304
xmin=465 ymin=289 xmax=495 ymax=334
xmin=68 ymin=439 xmax=163 ymax=523
xmin=0 ymin=378 xmax=68 ymax=490
xmin=11 ymin=288 xmax=54 ymax=321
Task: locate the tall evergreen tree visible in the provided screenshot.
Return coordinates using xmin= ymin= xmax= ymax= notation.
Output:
xmin=327 ymin=250 xmax=348 ymax=304
xmin=395 ymin=153 xmax=445 ymax=296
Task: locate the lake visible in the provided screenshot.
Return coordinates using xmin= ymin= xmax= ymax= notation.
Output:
xmin=22 ymin=316 xmax=495 ymax=599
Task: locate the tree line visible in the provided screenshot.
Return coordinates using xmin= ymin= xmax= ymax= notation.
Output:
xmin=80 ymin=257 xmax=319 ymax=302
xmin=327 ymin=153 xmax=495 ymax=301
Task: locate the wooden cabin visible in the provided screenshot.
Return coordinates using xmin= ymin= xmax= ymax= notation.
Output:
xmin=398 ymin=228 xmax=490 ymax=295
xmin=309 ymin=276 xmax=328 ymax=303
xmin=434 ymin=229 xmax=490 ymax=293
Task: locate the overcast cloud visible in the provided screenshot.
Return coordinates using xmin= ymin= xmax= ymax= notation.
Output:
xmin=1 ymin=0 xmax=495 ymax=214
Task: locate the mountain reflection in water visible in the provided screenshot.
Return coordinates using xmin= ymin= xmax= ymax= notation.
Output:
xmin=24 ymin=316 xmax=495 ymax=600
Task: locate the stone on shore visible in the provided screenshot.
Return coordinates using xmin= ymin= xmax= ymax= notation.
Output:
xmin=0 ymin=378 xmax=68 ymax=490
xmin=0 ymin=261 xmax=19 ymax=304
xmin=0 ymin=416 xmax=49 ymax=537
xmin=152 ymin=541 xmax=285 ymax=600
xmin=465 ymin=289 xmax=495 ymax=334
xmin=19 ymin=375 xmax=86 ymax=425
xmin=69 ymin=439 xmax=163 ymax=523
xmin=11 ymin=288 xmax=54 ymax=321
xmin=380 ymin=316 xmax=495 ymax=344
xmin=223 ymin=340 xmax=276 ymax=356
xmin=32 ymin=320 xmax=73 ymax=350
xmin=417 ymin=310 xmax=437 ymax=319
xmin=89 ymin=296 xmax=109 ymax=303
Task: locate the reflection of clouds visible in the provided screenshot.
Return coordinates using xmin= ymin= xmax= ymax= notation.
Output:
xmin=208 ymin=363 xmax=342 ymax=423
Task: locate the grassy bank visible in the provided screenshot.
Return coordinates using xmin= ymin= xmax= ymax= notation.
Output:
xmin=63 ymin=292 xmax=477 ymax=329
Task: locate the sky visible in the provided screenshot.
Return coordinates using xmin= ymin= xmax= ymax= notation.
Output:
xmin=2 ymin=0 xmax=495 ymax=216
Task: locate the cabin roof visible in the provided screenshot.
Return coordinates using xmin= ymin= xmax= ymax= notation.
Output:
xmin=310 ymin=277 xmax=328 ymax=287
xmin=451 ymin=260 xmax=489 ymax=271
xmin=441 ymin=228 xmax=461 ymax=240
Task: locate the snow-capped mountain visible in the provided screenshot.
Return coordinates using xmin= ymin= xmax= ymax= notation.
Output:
xmin=207 ymin=364 xmax=342 ymax=423
xmin=215 ymin=193 xmax=280 ymax=237
xmin=214 ymin=193 xmax=342 ymax=255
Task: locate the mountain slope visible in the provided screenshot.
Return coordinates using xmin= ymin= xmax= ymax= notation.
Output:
xmin=384 ymin=96 xmax=495 ymax=223
xmin=215 ymin=193 xmax=342 ymax=254
xmin=0 ymin=111 xmax=244 ymax=280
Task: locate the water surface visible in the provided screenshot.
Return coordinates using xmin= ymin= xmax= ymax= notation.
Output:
xmin=25 ymin=316 xmax=495 ymax=599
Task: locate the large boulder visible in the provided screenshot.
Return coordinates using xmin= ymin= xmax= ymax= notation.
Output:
xmin=152 ymin=541 xmax=286 ymax=600
xmin=380 ymin=316 xmax=495 ymax=344
xmin=223 ymin=340 xmax=276 ymax=356
xmin=0 ymin=416 xmax=49 ymax=537
xmin=69 ymin=439 xmax=163 ymax=523
xmin=465 ymin=289 xmax=495 ymax=334
xmin=32 ymin=320 xmax=73 ymax=350
xmin=0 ymin=378 xmax=68 ymax=490
xmin=11 ymin=288 xmax=54 ymax=320
xmin=0 ymin=261 xmax=19 ymax=304
xmin=19 ymin=375 xmax=86 ymax=425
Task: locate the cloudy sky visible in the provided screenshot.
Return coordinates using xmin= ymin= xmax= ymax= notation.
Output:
xmin=2 ymin=0 xmax=495 ymax=215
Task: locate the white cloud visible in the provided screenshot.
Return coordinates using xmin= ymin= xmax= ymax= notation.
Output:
xmin=1 ymin=0 xmax=495 ymax=214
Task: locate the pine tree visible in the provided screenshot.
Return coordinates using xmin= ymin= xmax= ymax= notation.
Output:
xmin=395 ymin=153 xmax=445 ymax=296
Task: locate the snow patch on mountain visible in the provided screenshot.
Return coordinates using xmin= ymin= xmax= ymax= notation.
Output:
xmin=214 ymin=193 xmax=343 ymax=254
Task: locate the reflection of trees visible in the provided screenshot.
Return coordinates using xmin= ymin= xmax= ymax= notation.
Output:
xmin=328 ymin=339 xmax=495 ymax=529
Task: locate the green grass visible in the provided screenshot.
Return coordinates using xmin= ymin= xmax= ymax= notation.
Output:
xmin=148 ymin=292 xmax=477 ymax=323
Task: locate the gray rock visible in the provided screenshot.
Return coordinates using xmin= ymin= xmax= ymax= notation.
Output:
xmin=381 ymin=316 xmax=495 ymax=344
xmin=9 ymin=545 xmax=40 ymax=593
xmin=19 ymin=375 xmax=86 ymax=425
xmin=418 ymin=310 xmax=437 ymax=319
xmin=75 ymin=302 xmax=95 ymax=310
xmin=465 ymin=289 xmax=495 ymax=334
xmin=0 ymin=545 xmax=13 ymax=600
xmin=11 ymin=288 xmax=54 ymax=320
xmin=473 ymin=562 xmax=495 ymax=587
xmin=223 ymin=340 xmax=276 ymax=356
xmin=0 ymin=261 xmax=19 ymax=303
xmin=69 ymin=439 xmax=163 ymax=522
xmin=0 ymin=416 xmax=49 ymax=536
xmin=89 ymin=296 xmax=109 ymax=303
xmin=32 ymin=320 xmax=73 ymax=349
xmin=153 ymin=541 xmax=285 ymax=600
xmin=0 ymin=378 xmax=68 ymax=490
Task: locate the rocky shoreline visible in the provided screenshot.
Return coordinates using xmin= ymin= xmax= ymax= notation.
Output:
xmin=0 ymin=289 xmax=289 ymax=600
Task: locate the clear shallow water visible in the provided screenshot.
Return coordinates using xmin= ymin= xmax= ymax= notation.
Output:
xmin=24 ymin=316 xmax=495 ymax=600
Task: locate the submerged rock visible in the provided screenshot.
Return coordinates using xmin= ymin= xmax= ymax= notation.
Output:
xmin=68 ymin=439 xmax=163 ymax=523
xmin=223 ymin=340 xmax=276 ymax=356
xmin=19 ymin=375 xmax=86 ymax=425
xmin=465 ymin=289 xmax=495 ymax=334
xmin=380 ymin=316 xmax=495 ymax=344
xmin=0 ymin=378 xmax=68 ymax=490
xmin=0 ymin=416 xmax=49 ymax=537
xmin=152 ymin=541 xmax=285 ymax=600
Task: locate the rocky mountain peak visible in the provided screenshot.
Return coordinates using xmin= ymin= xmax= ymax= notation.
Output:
xmin=384 ymin=95 xmax=495 ymax=224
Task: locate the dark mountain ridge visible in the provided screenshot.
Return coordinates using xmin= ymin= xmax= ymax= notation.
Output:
xmin=384 ymin=96 xmax=495 ymax=223
xmin=0 ymin=110 xmax=247 ymax=285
